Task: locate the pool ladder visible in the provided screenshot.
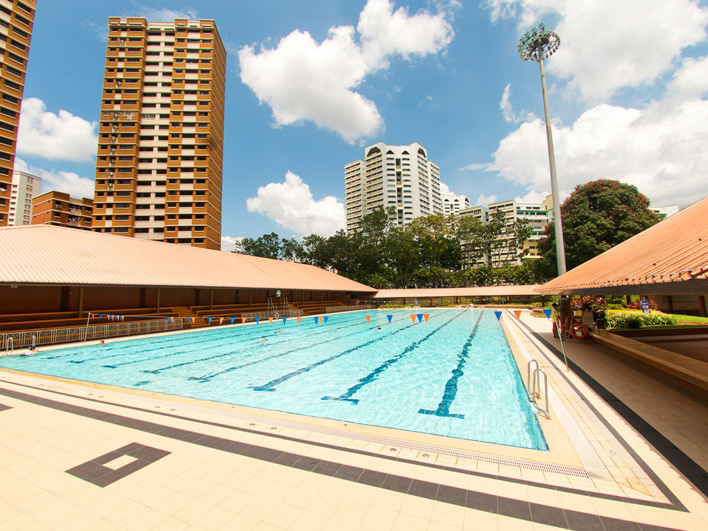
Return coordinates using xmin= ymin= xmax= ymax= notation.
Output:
xmin=527 ymin=360 xmax=550 ymax=419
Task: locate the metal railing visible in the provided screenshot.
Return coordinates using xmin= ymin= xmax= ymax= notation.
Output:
xmin=325 ymin=304 xmax=376 ymax=313
xmin=527 ymin=360 xmax=550 ymax=419
xmin=1 ymin=319 xmax=184 ymax=355
xmin=241 ymin=310 xmax=301 ymax=322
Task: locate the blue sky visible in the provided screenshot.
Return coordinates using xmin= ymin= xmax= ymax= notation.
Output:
xmin=15 ymin=0 xmax=708 ymax=250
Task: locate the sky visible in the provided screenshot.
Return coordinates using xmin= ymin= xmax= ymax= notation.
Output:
xmin=15 ymin=0 xmax=708 ymax=251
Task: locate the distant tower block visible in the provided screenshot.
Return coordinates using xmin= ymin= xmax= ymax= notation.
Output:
xmin=0 ymin=0 xmax=37 ymax=226
xmin=345 ymin=142 xmax=442 ymax=232
xmin=92 ymin=17 xmax=226 ymax=250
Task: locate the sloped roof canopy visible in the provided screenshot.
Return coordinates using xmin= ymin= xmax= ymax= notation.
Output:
xmin=0 ymin=225 xmax=376 ymax=293
xmin=373 ymin=286 xmax=542 ymax=299
xmin=539 ymin=196 xmax=708 ymax=295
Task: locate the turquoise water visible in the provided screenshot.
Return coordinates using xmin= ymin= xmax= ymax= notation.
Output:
xmin=0 ymin=309 xmax=548 ymax=450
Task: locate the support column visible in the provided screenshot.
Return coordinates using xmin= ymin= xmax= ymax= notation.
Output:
xmin=699 ymin=295 xmax=707 ymax=318
xmin=156 ymin=288 xmax=161 ymax=312
xmin=78 ymin=287 xmax=84 ymax=318
xmin=210 ymin=289 xmax=214 ymax=310
xmin=666 ymin=295 xmax=674 ymax=313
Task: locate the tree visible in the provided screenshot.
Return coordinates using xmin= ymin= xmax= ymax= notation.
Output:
xmin=535 ymin=180 xmax=660 ymax=279
xmin=240 ymin=232 xmax=282 ymax=259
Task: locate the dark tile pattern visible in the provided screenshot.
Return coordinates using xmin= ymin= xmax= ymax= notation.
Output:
xmin=0 ymin=403 xmax=10 ymax=412
xmin=0 ymin=380 xmax=687 ymax=529
xmin=65 ymin=442 xmax=170 ymax=487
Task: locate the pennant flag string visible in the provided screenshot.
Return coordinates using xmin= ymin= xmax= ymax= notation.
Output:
xmin=543 ymin=309 xmax=552 ymax=319
xmin=386 ymin=315 xmax=393 ymax=323
xmin=494 ymin=311 xmax=502 ymax=321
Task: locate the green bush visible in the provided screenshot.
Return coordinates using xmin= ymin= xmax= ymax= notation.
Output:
xmin=606 ymin=311 xmax=678 ymax=329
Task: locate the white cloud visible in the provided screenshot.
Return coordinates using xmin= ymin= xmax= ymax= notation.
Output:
xmin=131 ymin=6 xmax=198 ymax=21
xmin=238 ymin=0 xmax=454 ymax=142
xmin=470 ymin=96 xmax=708 ymax=209
xmin=439 ymin=182 xmax=453 ymax=195
xmin=17 ymin=98 xmax=98 ymax=162
xmin=667 ymin=55 xmax=708 ymax=99
xmin=14 ymin=158 xmax=95 ymax=199
xmin=488 ymin=0 xmax=708 ymax=101
xmin=221 ymin=235 xmax=243 ymax=253
xmin=246 ymin=172 xmax=346 ymax=236
xmin=357 ymin=0 xmax=453 ymax=71
xmin=500 ymin=83 xmax=515 ymax=123
xmin=475 ymin=193 xmax=498 ymax=206
xmin=83 ymin=21 xmax=109 ymax=42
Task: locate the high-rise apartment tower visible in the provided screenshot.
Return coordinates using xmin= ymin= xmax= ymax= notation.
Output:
xmin=345 ymin=142 xmax=442 ymax=232
xmin=92 ymin=17 xmax=226 ymax=249
xmin=8 ymin=169 xmax=40 ymax=225
xmin=0 ymin=0 xmax=35 ymax=226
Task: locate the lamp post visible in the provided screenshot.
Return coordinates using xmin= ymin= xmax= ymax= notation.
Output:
xmin=518 ymin=23 xmax=566 ymax=276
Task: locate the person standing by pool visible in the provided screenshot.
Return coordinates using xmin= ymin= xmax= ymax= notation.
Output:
xmin=551 ymin=303 xmax=560 ymax=338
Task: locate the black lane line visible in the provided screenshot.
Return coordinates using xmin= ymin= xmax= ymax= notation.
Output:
xmin=322 ymin=310 xmax=465 ymax=403
xmin=419 ymin=311 xmax=485 ymax=418
xmin=189 ymin=314 xmax=416 ymax=383
xmin=510 ymin=315 xmax=694 ymax=509
xmin=248 ymin=312 xmax=455 ymax=392
xmin=0 ymin=383 xmax=684 ymax=528
xmin=142 ymin=314 xmax=382 ymax=376
xmin=0 ymin=378 xmax=684 ymax=511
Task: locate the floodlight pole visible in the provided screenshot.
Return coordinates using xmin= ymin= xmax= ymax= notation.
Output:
xmin=518 ymin=23 xmax=567 ymax=276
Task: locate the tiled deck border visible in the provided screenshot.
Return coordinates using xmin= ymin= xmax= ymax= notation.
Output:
xmin=0 ymin=381 xmax=684 ymax=530
xmin=514 ymin=317 xmax=708 ymax=501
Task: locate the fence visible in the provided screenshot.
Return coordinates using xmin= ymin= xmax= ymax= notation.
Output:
xmin=325 ymin=304 xmax=376 ymax=314
xmin=1 ymin=319 xmax=184 ymax=355
xmin=241 ymin=309 xmax=301 ymax=322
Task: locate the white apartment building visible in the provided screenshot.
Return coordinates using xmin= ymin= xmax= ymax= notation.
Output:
xmin=459 ymin=197 xmax=553 ymax=267
xmin=8 ymin=170 xmax=40 ymax=225
xmin=442 ymin=193 xmax=470 ymax=216
xmin=345 ymin=142 xmax=442 ymax=232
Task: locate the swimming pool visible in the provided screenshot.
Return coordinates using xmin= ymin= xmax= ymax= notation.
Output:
xmin=0 ymin=309 xmax=548 ymax=450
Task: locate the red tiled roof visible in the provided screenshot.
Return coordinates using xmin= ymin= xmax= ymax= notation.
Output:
xmin=0 ymin=225 xmax=376 ymax=293
xmin=538 ymin=196 xmax=708 ymax=295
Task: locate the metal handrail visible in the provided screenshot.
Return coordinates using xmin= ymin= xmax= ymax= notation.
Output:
xmin=531 ymin=367 xmax=550 ymax=419
xmin=325 ymin=304 xmax=376 ymax=313
xmin=1 ymin=319 xmax=184 ymax=355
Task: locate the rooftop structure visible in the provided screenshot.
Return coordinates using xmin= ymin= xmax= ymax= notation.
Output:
xmin=539 ymin=195 xmax=708 ymax=296
xmin=345 ymin=142 xmax=442 ymax=231
xmin=91 ymin=17 xmax=226 ymax=250
xmin=0 ymin=0 xmax=36 ymax=226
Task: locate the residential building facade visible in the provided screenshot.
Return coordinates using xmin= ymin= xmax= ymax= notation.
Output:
xmin=8 ymin=169 xmax=40 ymax=225
xmin=345 ymin=142 xmax=442 ymax=232
xmin=0 ymin=0 xmax=35 ymax=226
xmin=442 ymin=192 xmax=470 ymax=216
xmin=459 ymin=197 xmax=553 ymax=267
xmin=91 ymin=17 xmax=226 ymax=250
xmin=32 ymin=191 xmax=93 ymax=230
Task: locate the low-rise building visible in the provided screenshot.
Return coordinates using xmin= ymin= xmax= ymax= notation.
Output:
xmin=32 ymin=191 xmax=93 ymax=230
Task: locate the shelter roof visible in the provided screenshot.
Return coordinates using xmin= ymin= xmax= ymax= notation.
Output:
xmin=0 ymin=225 xmax=375 ymax=293
xmin=539 ymin=196 xmax=708 ymax=295
xmin=373 ymin=285 xmax=542 ymax=299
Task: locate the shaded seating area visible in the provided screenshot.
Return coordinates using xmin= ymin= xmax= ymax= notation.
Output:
xmin=291 ymin=300 xmax=345 ymax=316
xmin=0 ymin=308 xmax=178 ymax=335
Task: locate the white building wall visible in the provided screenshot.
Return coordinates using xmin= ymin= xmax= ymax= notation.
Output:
xmin=8 ymin=171 xmax=41 ymax=226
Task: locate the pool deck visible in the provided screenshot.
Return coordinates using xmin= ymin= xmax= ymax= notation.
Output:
xmin=0 ymin=309 xmax=707 ymax=530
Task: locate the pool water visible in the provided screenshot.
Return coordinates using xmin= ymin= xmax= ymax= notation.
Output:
xmin=0 ymin=309 xmax=548 ymax=450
